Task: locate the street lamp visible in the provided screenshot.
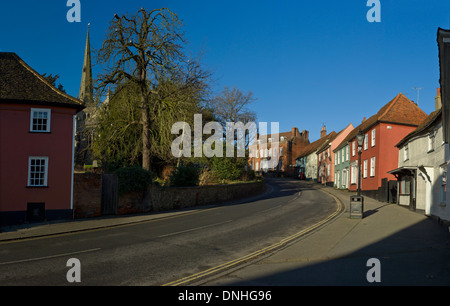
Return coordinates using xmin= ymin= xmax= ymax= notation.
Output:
xmin=350 ymin=130 xmax=365 ymax=219
xmin=356 ymin=130 xmax=365 ymax=196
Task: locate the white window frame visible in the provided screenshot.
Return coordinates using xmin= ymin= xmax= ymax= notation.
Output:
xmin=352 ymin=141 xmax=356 ymax=156
xmin=440 ymin=165 xmax=447 ymax=203
xmin=342 ymin=169 xmax=347 ymax=188
xmin=30 ymin=108 xmax=51 ymax=133
xmin=371 ymin=129 xmax=376 ymax=147
xmin=28 ymin=157 xmax=49 ymax=187
xmin=364 ymin=134 xmax=369 ymax=150
xmin=351 ymin=164 xmax=357 ymax=184
xmin=370 ymin=157 xmax=375 ymax=177
xmin=428 ymin=131 xmax=435 ymax=152
xmin=363 ymin=159 xmax=368 ymax=178
xmin=403 ymin=144 xmax=409 ymax=161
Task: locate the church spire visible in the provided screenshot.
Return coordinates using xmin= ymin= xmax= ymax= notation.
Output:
xmin=79 ymin=23 xmax=93 ymax=105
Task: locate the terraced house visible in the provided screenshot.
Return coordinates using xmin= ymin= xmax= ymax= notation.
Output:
xmin=296 ymin=127 xmax=336 ymax=181
xmin=0 ymin=53 xmax=84 ymax=225
xmin=316 ymin=123 xmax=353 ymax=186
xmin=333 ymin=135 xmax=353 ymax=190
xmin=389 ymin=89 xmax=449 ymax=222
xmin=345 ymin=93 xmax=428 ymax=200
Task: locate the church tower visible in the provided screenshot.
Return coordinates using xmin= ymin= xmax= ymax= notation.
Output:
xmin=75 ymin=24 xmax=96 ymax=167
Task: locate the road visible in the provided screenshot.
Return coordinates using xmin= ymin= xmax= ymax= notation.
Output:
xmin=0 ymin=178 xmax=339 ymax=286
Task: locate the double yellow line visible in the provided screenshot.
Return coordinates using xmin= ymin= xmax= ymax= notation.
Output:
xmin=163 ymin=189 xmax=344 ymax=286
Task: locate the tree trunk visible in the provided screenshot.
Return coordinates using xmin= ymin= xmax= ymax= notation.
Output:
xmin=141 ymin=94 xmax=151 ymax=171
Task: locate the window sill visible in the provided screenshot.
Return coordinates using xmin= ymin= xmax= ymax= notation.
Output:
xmin=26 ymin=186 xmax=49 ymax=188
xmin=29 ymin=131 xmax=51 ymax=134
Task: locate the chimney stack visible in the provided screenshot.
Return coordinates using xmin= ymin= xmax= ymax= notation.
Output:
xmin=302 ymin=130 xmax=309 ymax=141
xmin=292 ymin=127 xmax=298 ymax=137
xmin=320 ymin=126 xmax=327 ymax=138
xmin=436 ymin=88 xmax=442 ymax=111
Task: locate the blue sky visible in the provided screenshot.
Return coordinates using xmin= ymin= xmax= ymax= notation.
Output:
xmin=1 ymin=0 xmax=449 ymax=141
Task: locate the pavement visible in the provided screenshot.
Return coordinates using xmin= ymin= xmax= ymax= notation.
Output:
xmin=1 ymin=180 xmax=450 ymax=286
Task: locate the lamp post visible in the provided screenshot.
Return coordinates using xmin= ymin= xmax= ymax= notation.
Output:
xmin=350 ymin=130 xmax=365 ymax=219
xmin=356 ymin=130 xmax=365 ymax=196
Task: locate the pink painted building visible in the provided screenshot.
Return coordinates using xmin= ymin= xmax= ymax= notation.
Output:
xmin=0 ymin=53 xmax=84 ymax=225
xmin=316 ymin=123 xmax=354 ymax=186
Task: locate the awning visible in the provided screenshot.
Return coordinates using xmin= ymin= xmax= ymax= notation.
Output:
xmin=387 ymin=166 xmax=418 ymax=176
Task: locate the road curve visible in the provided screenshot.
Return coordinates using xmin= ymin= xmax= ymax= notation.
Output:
xmin=0 ymin=178 xmax=340 ymax=286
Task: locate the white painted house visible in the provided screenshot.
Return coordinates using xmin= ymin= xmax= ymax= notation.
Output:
xmin=389 ymin=90 xmax=450 ymax=224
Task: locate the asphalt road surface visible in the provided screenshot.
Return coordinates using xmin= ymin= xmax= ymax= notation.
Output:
xmin=0 ymin=178 xmax=338 ymax=286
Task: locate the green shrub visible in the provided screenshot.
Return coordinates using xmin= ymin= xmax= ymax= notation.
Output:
xmin=114 ymin=166 xmax=152 ymax=195
xmin=210 ymin=157 xmax=246 ymax=181
xmin=245 ymin=169 xmax=256 ymax=181
xmin=169 ymin=165 xmax=200 ymax=187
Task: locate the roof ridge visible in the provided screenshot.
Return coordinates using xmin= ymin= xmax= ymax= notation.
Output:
xmin=14 ymin=54 xmax=83 ymax=106
xmin=395 ymin=108 xmax=442 ymax=148
xmin=378 ymin=93 xmax=403 ymax=120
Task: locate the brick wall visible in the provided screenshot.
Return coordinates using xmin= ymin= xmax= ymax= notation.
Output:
xmin=150 ymin=181 xmax=266 ymax=211
xmin=73 ymin=173 xmax=102 ymax=218
xmin=117 ymin=188 xmax=151 ymax=215
xmin=73 ymin=173 xmax=266 ymax=218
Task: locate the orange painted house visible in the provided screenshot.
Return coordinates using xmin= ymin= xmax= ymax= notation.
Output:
xmin=0 ymin=53 xmax=84 ymax=225
xmin=346 ymin=93 xmax=428 ymax=198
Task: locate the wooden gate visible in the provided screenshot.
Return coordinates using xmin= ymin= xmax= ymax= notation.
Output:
xmin=101 ymin=174 xmax=118 ymax=215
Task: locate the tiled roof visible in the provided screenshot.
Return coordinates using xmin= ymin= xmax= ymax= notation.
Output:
xmin=0 ymin=52 xmax=84 ymax=110
xmin=316 ymin=124 xmax=353 ymax=154
xmin=395 ymin=108 xmax=442 ymax=148
xmin=336 ymin=93 xmax=427 ymax=148
xmin=296 ymin=131 xmax=337 ymax=159
xmin=334 ymin=125 xmax=356 ymax=152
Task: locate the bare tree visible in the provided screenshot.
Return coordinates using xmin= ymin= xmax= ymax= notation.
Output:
xmin=96 ymin=7 xmax=186 ymax=171
xmin=208 ymin=86 xmax=258 ymax=151
xmin=210 ymin=86 xmax=257 ymax=125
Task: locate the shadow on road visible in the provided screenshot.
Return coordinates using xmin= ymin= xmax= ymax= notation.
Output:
xmin=220 ymin=215 xmax=450 ymax=286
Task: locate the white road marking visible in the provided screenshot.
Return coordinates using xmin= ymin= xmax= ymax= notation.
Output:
xmin=258 ymin=205 xmax=282 ymax=213
xmin=157 ymin=220 xmax=233 ymax=238
xmin=0 ymin=248 xmax=101 ymax=266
